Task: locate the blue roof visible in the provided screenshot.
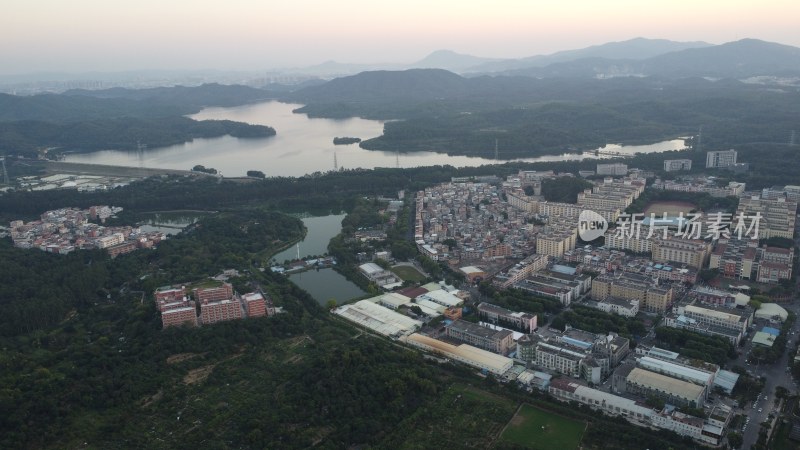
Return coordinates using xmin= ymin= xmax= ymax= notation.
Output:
xmin=762 ymin=326 xmax=781 ymax=336
xmin=562 ymin=336 xmax=593 ymax=349
xmin=552 ymin=264 xmax=578 ymax=275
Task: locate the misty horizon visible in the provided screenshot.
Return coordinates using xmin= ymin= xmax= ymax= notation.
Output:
xmin=3 ymin=0 xmax=800 ymax=76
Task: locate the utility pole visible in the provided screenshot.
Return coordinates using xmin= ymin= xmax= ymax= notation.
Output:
xmin=790 ymin=130 xmax=796 ymax=147
xmin=334 ymin=152 xmax=338 ymax=171
xmin=494 ymin=139 xmax=499 ymax=160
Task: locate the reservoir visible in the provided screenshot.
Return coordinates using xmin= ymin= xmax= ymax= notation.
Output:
xmin=272 ymin=213 xmax=366 ymax=305
xmin=65 ymin=100 xmax=687 ymax=177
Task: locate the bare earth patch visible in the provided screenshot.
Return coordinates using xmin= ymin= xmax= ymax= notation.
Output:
xmin=167 ymin=352 xmax=203 ymax=365
xmin=183 ymin=364 xmax=216 ymax=385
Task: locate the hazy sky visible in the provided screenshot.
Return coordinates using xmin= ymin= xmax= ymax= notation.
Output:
xmin=3 ymin=0 xmax=799 ymax=74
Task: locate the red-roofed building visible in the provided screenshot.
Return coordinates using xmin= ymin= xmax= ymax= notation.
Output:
xmin=195 ymin=283 xmax=234 ymax=303
xmin=161 ymin=307 xmax=198 ymax=328
xmin=242 ymin=292 xmax=268 ymax=318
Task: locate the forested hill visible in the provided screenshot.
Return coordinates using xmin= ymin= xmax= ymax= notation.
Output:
xmin=286 ymin=69 xmax=800 ymax=157
xmin=0 ymin=84 xmax=275 ymax=157
xmin=0 ymin=83 xmax=272 ymax=122
xmin=64 ymin=83 xmax=274 ymax=111
xmin=0 ymin=117 xmax=275 ymax=155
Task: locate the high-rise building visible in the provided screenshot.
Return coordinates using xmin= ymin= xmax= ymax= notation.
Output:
xmin=651 ymin=237 xmax=712 ymax=269
xmin=242 ymin=292 xmax=268 ymax=318
xmin=663 ymin=159 xmax=692 ymax=172
xmin=705 ymin=149 xmax=737 ymax=168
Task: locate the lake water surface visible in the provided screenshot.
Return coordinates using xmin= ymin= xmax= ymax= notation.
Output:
xmin=272 ymin=213 xmax=366 ymax=305
xmin=64 ymin=101 xmax=687 ymax=177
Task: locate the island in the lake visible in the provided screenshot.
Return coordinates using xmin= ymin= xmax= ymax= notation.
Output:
xmin=333 ymin=136 xmax=362 ymax=145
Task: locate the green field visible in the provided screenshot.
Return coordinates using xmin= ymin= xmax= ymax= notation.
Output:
xmin=500 ymin=403 xmax=586 ymax=450
xmin=392 ymin=265 xmax=427 ymax=282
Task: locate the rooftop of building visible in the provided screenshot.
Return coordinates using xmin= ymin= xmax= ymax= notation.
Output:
xmin=637 ymin=356 xmax=714 ymax=384
xmin=600 ymin=296 xmax=639 ymax=309
xmin=447 ymin=319 xmax=513 ymax=340
xmin=403 ymin=333 xmax=512 ymax=373
xmin=627 ymin=367 xmax=705 ymax=400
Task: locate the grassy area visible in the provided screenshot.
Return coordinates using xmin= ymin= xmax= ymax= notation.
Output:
xmin=380 ymin=383 xmax=518 ymax=449
xmin=392 ymin=265 xmax=427 ymax=282
xmin=500 ymin=403 xmax=586 ymax=450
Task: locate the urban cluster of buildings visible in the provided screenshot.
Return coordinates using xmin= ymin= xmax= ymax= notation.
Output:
xmin=652 ymin=177 xmax=746 ymax=197
xmin=414 ymin=181 xmax=536 ymax=263
xmin=710 ymin=238 xmax=795 ymax=283
xmin=517 ymin=327 xmax=630 ymax=384
xmin=492 ymin=257 xmax=592 ymax=306
xmin=347 ymin=156 xmax=797 ymax=446
xmin=414 ymin=174 xmax=644 ymax=264
xmin=663 ymin=286 xmax=755 ymax=344
xmin=9 ymin=206 xmax=164 ymax=257
xmin=156 ymin=282 xmax=274 ymax=329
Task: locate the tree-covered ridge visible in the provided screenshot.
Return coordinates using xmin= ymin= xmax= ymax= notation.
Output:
xmin=0 ymin=83 xmax=275 ymax=158
xmin=288 ymin=70 xmax=800 ymax=159
xmin=0 ymin=117 xmax=274 ymax=157
xmin=0 ymin=84 xmax=272 ymax=122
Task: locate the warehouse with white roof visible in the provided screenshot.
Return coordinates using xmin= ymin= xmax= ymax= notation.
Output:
xmin=333 ymin=300 xmax=422 ymax=338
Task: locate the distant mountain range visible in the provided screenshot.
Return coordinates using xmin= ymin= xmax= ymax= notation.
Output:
xmin=503 ymin=39 xmax=800 ymax=79
xmin=286 ymin=38 xmax=800 ymax=80
xmin=465 ymin=37 xmax=712 ymax=73
xmin=288 ymin=38 xmax=800 ymax=111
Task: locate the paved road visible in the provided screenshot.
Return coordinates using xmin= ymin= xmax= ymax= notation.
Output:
xmin=740 ymin=302 xmax=800 ymax=449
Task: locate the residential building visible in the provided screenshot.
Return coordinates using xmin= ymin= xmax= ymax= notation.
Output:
xmin=736 ymin=195 xmax=797 ymax=239
xmin=242 ymin=292 xmax=268 ymax=318
xmin=591 ymin=272 xmax=673 ymax=314
xmin=709 ymin=238 xmax=759 ymax=279
xmin=651 ymin=237 xmax=711 ymax=269
xmin=652 ymin=178 xmax=745 ymax=197
xmin=604 ymin=229 xmax=653 ymax=253
xmin=161 ymin=307 xmax=198 ymax=328
xmin=597 ymin=163 xmax=628 ymax=176
xmin=493 ymin=254 xmax=549 ymax=289
xmin=199 ymin=296 xmax=243 ymax=325
xmin=663 ymin=159 xmax=692 ymax=172
xmin=536 ymin=229 xmax=577 ymax=258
